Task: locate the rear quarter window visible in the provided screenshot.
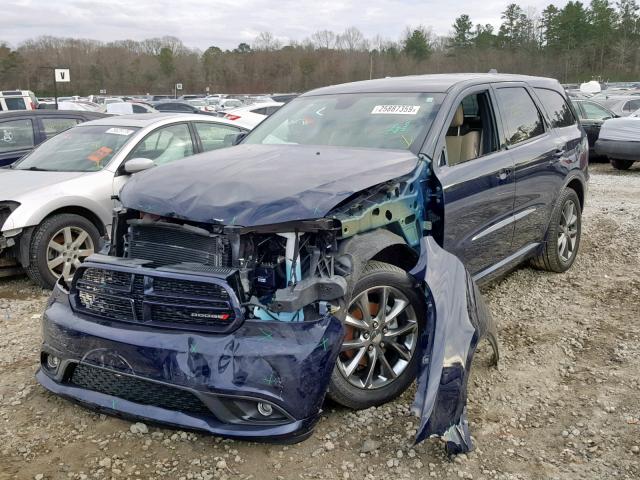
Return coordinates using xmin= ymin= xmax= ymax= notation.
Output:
xmin=4 ymin=97 xmax=28 ymax=110
xmin=495 ymin=87 xmax=545 ymax=145
xmin=0 ymin=119 xmax=34 ymax=152
xmin=534 ymin=88 xmax=577 ymax=128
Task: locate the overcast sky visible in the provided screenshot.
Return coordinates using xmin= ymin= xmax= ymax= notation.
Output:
xmin=3 ymin=0 xmax=568 ymax=51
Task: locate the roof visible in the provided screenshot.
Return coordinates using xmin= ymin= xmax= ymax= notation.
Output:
xmin=0 ymin=110 xmax=107 ymax=119
xmin=303 ymin=73 xmax=562 ymax=96
xmin=82 ymin=112 xmax=203 ymax=127
xmin=81 ymin=112 xmax=246 ymax=129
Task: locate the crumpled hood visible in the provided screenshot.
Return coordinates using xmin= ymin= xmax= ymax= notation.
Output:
xmin=119 ymin=144 xmax=419 ymax=226
xmin=0 ymin=169 xmax=87 ymax=201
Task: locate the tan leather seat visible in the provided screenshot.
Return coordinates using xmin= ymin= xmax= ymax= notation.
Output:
xmin=446 ymin=105 xmax=480 ymax=165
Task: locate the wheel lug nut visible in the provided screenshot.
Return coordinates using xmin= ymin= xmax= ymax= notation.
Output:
xmin=372 ymin=321 xmax=378 ymax=328
xmin=363 ymin=333 xmax=370 ymax=340
xmin=382 ymin=328 xmax=388 ymax=334
xmin=380 ymin=342 xmax=385 ymax=348
xmin=367 ymin=345 xmax=373 ymax=351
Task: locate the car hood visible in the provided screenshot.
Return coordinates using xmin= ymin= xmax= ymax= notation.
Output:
xmin=120 ymin=144 xmax=419 ymax=226
xmin=0 ymin=169 xmax=88 ymax=200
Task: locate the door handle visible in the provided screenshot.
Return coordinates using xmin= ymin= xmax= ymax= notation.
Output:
xmin=497 ymin=168 xmax=512 ymax=180
xmin=554 ymin=148 xmax=565 ymax=158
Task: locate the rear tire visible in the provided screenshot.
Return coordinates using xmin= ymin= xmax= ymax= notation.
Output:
xmin=610 ymin=158 xmax=634 ymax=170
xmin=531 ymin=188 xmax=581 ymax=273
xmin=25 ymin=214 xmax=100 ymax=289
xmin=327 ymin=261 xmax=425 ymax=410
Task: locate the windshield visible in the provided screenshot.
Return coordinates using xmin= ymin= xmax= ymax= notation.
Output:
xmin=244 ymin=92 xmax=444 ymax=151
xmin=14 ymin=125 xmax=138 ymax=172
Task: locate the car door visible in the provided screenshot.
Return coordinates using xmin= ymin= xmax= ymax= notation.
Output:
xmin=0 ymin=117 xmax=36 ymax=167
xmin=112 ymin=122 xmax=197 ymax=197
xmin=435 ymin=86 xmax=516 ymax=276
xmin=576 ymin=101 xmax=615 ymax=148
xmin=495 ymin=85 xmax=574 ymax=255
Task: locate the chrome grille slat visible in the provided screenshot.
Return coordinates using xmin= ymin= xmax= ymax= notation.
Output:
xmin=72 ymin=266 xmax=239 ymax=333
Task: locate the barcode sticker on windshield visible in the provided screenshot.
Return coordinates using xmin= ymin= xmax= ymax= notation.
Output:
xmin=105 ymin=127 xmax=135 ymax=136
xmin=371 ymin=105 xmax=420 ymax=115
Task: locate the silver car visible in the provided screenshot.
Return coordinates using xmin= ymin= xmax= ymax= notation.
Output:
xmin=0 ymin=113 xmax=249 ymax=288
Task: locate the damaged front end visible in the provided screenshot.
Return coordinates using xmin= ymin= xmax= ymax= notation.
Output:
xmin=37 ymin=146 xmax=498 ymax=453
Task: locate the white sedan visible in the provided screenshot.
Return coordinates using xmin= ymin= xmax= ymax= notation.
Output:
xmin=222 ymin=102 xmax=284 ymax=129
xmin=0 ymin=113 xmax=249 ymax=287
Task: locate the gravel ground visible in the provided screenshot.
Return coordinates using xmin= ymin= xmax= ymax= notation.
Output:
xmin=1 ymin=163 xmax=639 ymax=480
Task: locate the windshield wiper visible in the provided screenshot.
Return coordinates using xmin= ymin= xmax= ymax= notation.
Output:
xmin=23 ymin=166 xmax=51 ymax=171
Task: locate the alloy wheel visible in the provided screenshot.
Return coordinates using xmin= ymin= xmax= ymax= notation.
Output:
xmin=557 ymin=200 xmax=578 ymax=263
xmin=338 ymin=286 xmax=418 ymax=390
xmin=46 ymin=226 xmax=95 ymax=282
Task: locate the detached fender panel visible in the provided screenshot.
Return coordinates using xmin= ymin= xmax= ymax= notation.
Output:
xmin=411 ymin=236 xmax=498 ymax=453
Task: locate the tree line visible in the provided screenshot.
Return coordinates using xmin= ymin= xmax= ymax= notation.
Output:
xmin=1 ymin=1 xmax=639 ymax=96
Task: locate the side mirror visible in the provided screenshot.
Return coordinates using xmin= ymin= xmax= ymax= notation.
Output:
xmin=123 ymin=157 xmax=155 ymax=174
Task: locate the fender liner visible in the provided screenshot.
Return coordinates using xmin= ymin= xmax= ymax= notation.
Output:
xmin=337 ymin=229 xmax=419 ymax=302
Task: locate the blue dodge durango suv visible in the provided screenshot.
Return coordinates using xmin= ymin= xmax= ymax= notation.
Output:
xmin=37 ymin=74 xmax=588 ymax=453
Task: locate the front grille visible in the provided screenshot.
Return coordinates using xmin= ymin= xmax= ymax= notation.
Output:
xmin=128 ymin=223 xmax=231 ymax=268
xmin=72 ymin=265 xmax=241 ymax=333
xmin=69 ymin=363 xmax=210 ymax=415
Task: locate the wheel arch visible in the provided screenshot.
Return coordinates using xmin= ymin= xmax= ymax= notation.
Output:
xmin=17 ymin=206 xmax=106 ymax=268
xmin=41 ymin=206 xmax=107 ymax=236
xmin=337 ymin=229 xmax=420 ymax=303
xmin=566 ymin=178 xmax=585 ymax=210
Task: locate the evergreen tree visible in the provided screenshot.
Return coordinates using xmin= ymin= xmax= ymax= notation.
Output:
xmin=451 ymin=14 xmax=475 ymax=49
xmin=403 ymin=28 xmax=432 ymax=61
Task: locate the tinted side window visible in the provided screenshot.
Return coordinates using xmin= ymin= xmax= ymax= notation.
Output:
xmin=581 ymin=101 xmax=613 ymax=120
xmin=42 ymin=117 xmax=80 ymax=139
xmin=534 ymin=88 xmax=576 ymax=128
xmin=251 ymin=107 xmax=268 ymax=115
xmin=194 ymin=122 xmax=241 ymax=152
xmin=4 ymin=97 xmax=27 ymax=110
xmin=0 ymin=119 xmax=34 ymax=152
xmin=624 ymin=99 xmax=640 ymax=112
xmin=495 ymin=87 xmax=545 ymax=145
xmin=132 ymin=104 xmax=148 ymax=113
xmin=128 ymin=123 xmax=194 ymax=166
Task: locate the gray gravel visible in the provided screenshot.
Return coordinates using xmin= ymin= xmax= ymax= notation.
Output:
xmin=0 ymin=162 xmax=639 ymax=479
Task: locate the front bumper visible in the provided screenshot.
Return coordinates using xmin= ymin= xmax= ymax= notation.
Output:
xmin=38 ymin=284 xmax=343 ymax=443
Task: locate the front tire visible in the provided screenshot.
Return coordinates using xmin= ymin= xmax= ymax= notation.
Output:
xmin=610 ymin=158 xmax=634 ymax=170
xmin=25 ymin=214 xmax=100 ymax=289
xmin=531 ymin=188 xmax=582 ymax=273
xmin=327 ymin=261 xmax=424 ymax=409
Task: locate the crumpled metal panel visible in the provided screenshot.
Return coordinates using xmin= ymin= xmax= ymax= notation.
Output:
xmin=411 ymin=236 xmax=498 ymax=453
xmin=119 ymin=144 xmax=419 ymax=226
xmin=41 ymin=287 xmax=344 ymax=423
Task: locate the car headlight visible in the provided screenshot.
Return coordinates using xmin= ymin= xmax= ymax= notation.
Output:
xmin=0 ymin=201 xmax=20 ymax=231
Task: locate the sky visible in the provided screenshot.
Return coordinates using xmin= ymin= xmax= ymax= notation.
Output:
xmin=3 ymin=0 xmax=568 ymax=51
